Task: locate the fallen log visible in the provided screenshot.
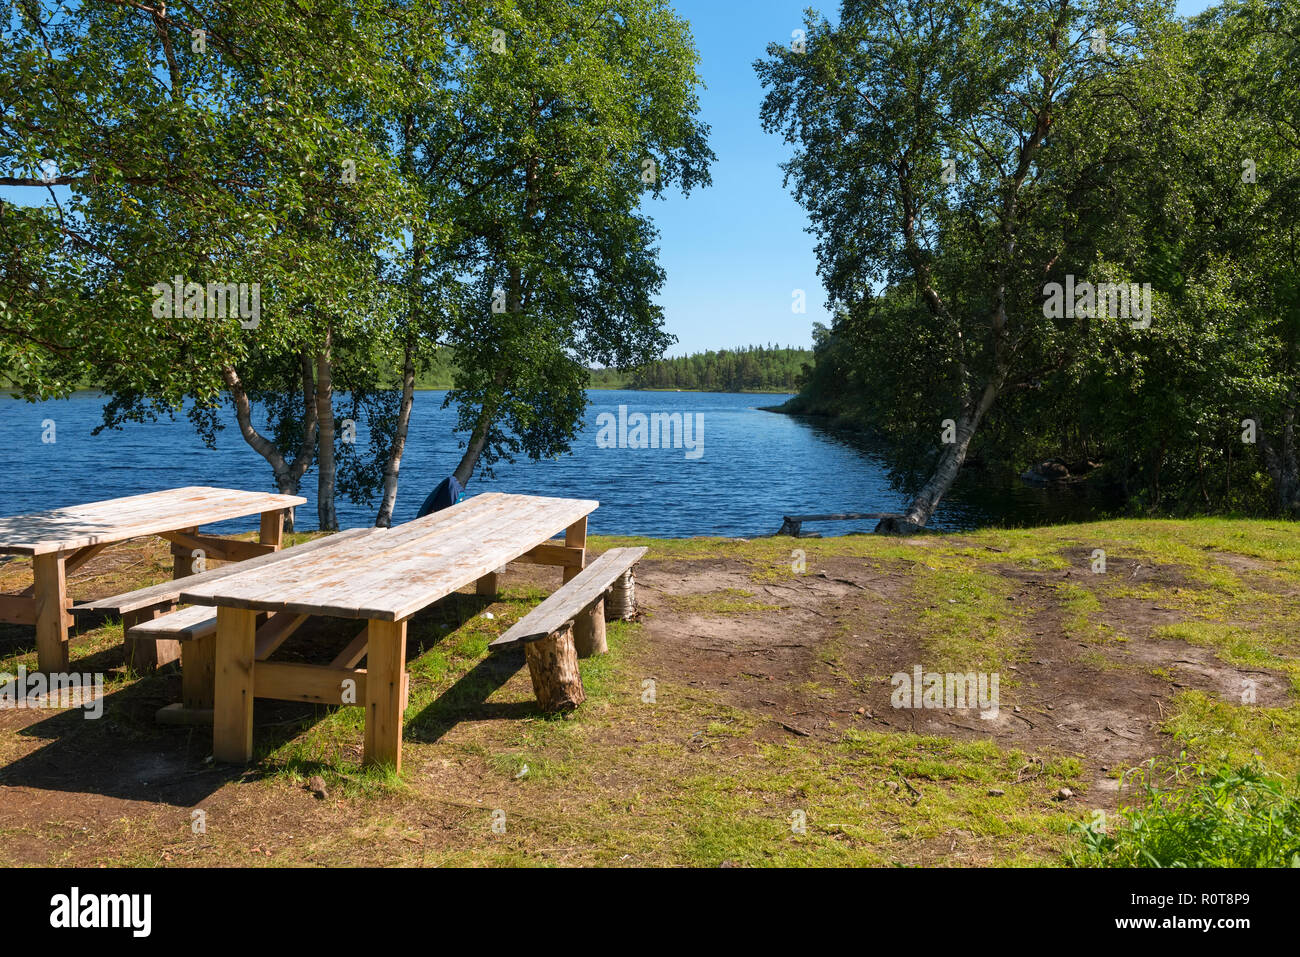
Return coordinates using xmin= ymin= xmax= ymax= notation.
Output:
xmin=776 ymin=513 xmax=902 ymax=537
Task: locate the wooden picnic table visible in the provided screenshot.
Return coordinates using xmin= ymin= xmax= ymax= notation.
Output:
xmin=0 ymin=486 xmax=306 ymax=672
xmin=178 ymin=491 xmax=598 ymax=772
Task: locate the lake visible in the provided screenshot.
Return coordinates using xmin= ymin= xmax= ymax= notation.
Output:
xmin=0 ymin=390 xmax=1107 ymax=537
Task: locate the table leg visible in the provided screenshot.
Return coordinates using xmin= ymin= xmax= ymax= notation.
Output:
xmin=182 ymin=635 xmax=216 ymax=710
xmin=563 ymin=517 xmax=588 ymax=584
xmin=213 ymin=606 xmax=257 ymax=763
xmin=32 ymin=554 xmax=69 ymax=672
xmin=171 ymin=526 xmax=199 ymax=579
xmin=363 ymin=619 xmax=407 ymax=771
xmin=259 ymin=509 xmax=285 ymax=550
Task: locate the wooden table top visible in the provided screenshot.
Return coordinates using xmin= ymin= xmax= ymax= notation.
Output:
xmin=179 ymin=492 xmax=599 ymax=622
xmin=0 ymin=486 xmax=307 ymax=556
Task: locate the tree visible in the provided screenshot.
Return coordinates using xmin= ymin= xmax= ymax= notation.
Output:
xmin=758 ymin=0 xmax=1166 ymax=530
xmin=2 ymin=0 xmax=419 ymax=530
xmin=440 ymin=0 xmax=714 ymax=487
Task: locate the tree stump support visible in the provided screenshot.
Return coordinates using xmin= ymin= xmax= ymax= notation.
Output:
xmin=573 ymin=600 xmax=608 ymax=657
xmin=524 ymin=624 xmax=586 ymax=712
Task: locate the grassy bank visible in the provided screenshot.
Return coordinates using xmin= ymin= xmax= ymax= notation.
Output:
xmin=1 ymin=517 xmax=1297 ymax=866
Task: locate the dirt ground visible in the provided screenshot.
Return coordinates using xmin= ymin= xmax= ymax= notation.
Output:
xmin=1 ymin=520 xmax=1296 ymax=866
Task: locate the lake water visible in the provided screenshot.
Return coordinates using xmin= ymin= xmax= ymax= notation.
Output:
xmin=0 ymin=390 xmax=1106 ymax=537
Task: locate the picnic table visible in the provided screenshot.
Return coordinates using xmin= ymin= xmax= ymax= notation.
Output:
xmin=0 ymin=487 xmax=306 ymax=672
xmin=178 ymin=492 xmax=598 ymax=771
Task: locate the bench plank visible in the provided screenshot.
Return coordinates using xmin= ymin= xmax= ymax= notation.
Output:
xmin=127 ymin=604 xmax=217 ymax=641
xmin=490 ymin=547 xmax=646 ymax=651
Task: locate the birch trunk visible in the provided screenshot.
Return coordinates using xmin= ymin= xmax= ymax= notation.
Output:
xmin=315 ymin=330 xmax=338 ymax=531
xmin=374 ymin=228 xmax=423 ymax=528
xmin=452 ymin=400 xmax=496 ymax=487
xmin=222 ymin=359 xmax=318 ymax=533
xmin=876 ymin=381 xmax=1000 ymax=534
xmin=375 ymin=347 xmax=416 ymax=527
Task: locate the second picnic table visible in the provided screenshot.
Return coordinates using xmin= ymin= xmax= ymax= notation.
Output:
xmin=0 ymin=486 xmax=306 ymax=672
xmin=178 ymin=492 xmax=598 ymax=771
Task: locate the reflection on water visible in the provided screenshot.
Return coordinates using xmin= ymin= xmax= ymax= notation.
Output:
xmin=0 ymin=390 xmax=1115 ymax=537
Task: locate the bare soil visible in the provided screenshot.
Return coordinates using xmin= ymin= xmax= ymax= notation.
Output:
xmin=0 ymin=530 xmax=1291 ymax=866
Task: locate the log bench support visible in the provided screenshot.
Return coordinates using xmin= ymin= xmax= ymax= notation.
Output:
xmin=524 ymin=623 xmax=585 ymax=711
xmin=573 ymin=602 xmax=607 ymax=657
xmin=490 ymin=546 xmax=647 ymax=712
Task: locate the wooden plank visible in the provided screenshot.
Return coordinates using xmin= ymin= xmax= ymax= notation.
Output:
xmin=213 ymin=606 xmax=258 ymax=763
xmin=64 ymin=542 xmax=110 ymax=577
xmin=254 ymin=661 xmax=367 ymax=705
xmin=330 ymin=626 xmax=370 ymax=669
xmin=0 ymin=594 xmax=36 ymax=626
xmin=182 ymin=494 xmax=599 ymax=622
xmin=169 ymin=527 xmax=200 ymax=577
xmin=777 ymin=512 xmax=900 ymax=535
xmin=0 ymin=487 xmax=307 ymax=556
xmin=364 ymin=619 xmax=407 ymax=770
xmin=79 ymin=527 xmax=377 ymax=614
xmin=161 ymin=531 xmax=277 ymax=564
xmin=253 ymin=612 xmax=308 ymax=660
xmin=127 ymin=604 xmax=217 ymax=641
xmin=513 ymin=542 xmax=585 ymax=568
xmin=187 ymin=493 xmax=519 ymax=611
xmin=783 ymin=512 xmax=898 ymax=522
xmin=33 ymin=553 xmax=69 ymax=672
xmin=122 ymin=605 xmax=180 ymax=670
xmin=490 ymin=547 xmax=647 ymax=651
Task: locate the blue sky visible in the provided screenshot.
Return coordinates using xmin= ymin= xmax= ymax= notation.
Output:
xmin=651 ymin=0 xmax=1218 ymax=355
xmin=3 ymin=1 xmax=1219 ymax=357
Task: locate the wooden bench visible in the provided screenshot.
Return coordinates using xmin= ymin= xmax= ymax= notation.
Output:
xmin=75 ymin=528 xmax=378 ymax=721
xmin=488 ymin=547 xmax=646 ymax=711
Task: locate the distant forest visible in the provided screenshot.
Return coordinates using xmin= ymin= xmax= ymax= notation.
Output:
xmin=407 ymin=345 xmax=812 ymax=393
xmin=591 ymin=345 xmax=810 ymax=393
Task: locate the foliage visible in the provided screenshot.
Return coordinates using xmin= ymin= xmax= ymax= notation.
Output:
xmin=762 ymin=0 xmax=1300 ymax=522
xmin=1068 ymin=760 xmax=1300 ymax=867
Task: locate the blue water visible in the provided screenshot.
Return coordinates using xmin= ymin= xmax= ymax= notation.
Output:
xmin=0 ymin=390 xmax=1103 ymax=537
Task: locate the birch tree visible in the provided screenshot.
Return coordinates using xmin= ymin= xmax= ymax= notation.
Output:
xmin=758 ymin=0 xmax=1165 ymax=530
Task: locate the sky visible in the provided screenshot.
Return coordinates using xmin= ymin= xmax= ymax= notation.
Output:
xmin=650 ymin=0 xmax=1219 ymax=355
xmin=2 ymin=0 xmax=1220 ymax=358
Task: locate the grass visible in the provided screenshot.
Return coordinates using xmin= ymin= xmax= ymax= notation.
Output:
xmin=1 ymin=516 xmax=1298 ymax=866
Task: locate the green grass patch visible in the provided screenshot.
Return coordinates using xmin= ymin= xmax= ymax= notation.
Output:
xmin=1068 ymin=760 xmax=1300 ymax=867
